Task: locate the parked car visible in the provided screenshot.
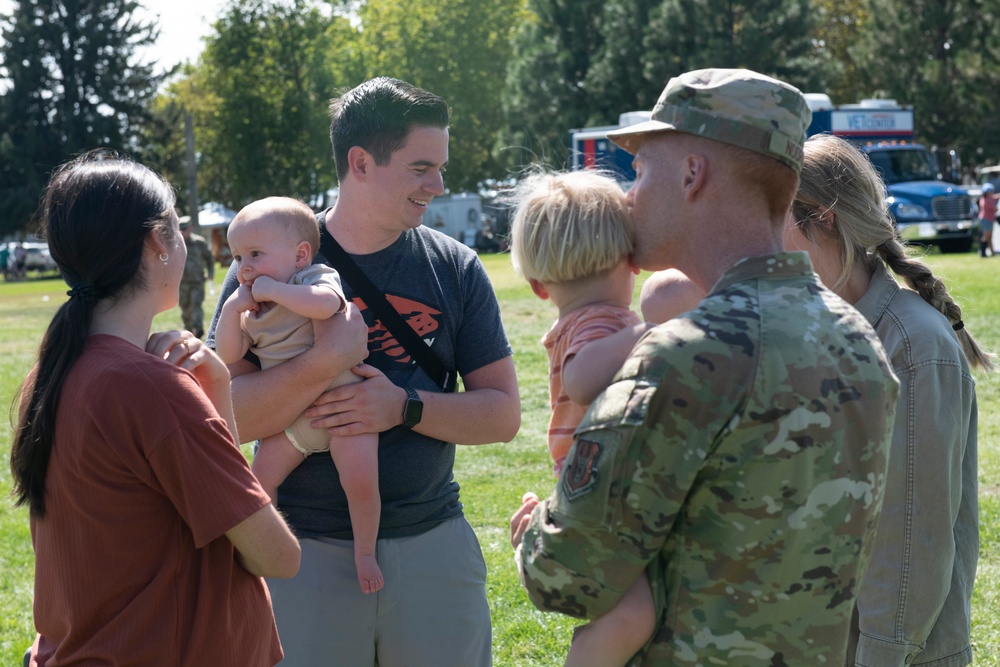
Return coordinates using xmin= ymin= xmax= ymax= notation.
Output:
xmin=19 ymin=242 xmax=59 ymax=274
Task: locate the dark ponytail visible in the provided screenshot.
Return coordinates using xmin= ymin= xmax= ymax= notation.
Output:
xmin=10 ymin=150 xmax=175 ymax=517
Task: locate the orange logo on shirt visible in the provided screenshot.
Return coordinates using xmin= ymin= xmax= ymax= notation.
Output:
xmin=353 ymin=294 xmax=442 ymax=365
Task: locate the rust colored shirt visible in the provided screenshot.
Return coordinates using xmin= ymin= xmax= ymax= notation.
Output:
xmin=29 ymin=335 xmax=281 ymax=667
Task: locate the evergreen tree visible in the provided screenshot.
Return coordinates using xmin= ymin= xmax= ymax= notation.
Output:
xmin=584 ymin=0 xmax=663 ymax=123
xmin=499 ymin=0 xmax=607 ymax=172
xmin=0 ymin=0 xmax=163 ymax=236
xmin=856 ymin=0 xmax=1000 ymax=163
xmin=499 ymin=0 xmax=832 ymax=175
xmin=643 ymin=0 xmax=830 ymax=95
xmin=811 ymin=0 xmax=870 ymax=103
xmin=970 ymin=1 xmax=1000 ymax=165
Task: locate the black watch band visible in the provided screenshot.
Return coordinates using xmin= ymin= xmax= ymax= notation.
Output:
xmin=402 ymin=388 xmax=423 ymax=428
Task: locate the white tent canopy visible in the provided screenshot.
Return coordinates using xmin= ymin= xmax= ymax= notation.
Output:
xmin=196 ymin=202 xmax=238 ymax=229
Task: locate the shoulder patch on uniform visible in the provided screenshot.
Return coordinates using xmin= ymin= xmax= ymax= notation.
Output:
xmin=562 ymin=439 xmax=602 ymax=500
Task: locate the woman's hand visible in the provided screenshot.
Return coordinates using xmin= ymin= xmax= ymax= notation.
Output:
xmin=148 ymin=330 xmax=228 ymax=384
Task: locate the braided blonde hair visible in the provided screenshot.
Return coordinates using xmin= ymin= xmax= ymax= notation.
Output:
xmin=794 ymin=133 xmax=994 ymax=372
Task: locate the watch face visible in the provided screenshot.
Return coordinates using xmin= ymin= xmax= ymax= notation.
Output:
xmin=403 ymin=390 xmax=423 ymax=427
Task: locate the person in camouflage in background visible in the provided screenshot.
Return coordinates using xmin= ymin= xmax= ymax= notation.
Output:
xmin=510 ymin=68 xmax=901 ymax=666
xmin=179 ymin=217 xmax=215 ymax=339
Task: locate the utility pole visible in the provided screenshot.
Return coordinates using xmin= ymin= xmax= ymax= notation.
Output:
xmin=185 ymin=111 xmax=200 ymax=228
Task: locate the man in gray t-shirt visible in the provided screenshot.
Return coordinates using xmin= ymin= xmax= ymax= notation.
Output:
xmin=208 ymin=78 xmax=519 ymax=667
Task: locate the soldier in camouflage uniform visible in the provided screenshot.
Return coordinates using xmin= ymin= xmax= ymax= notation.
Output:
xmin=179 ymin=218 xmax=215 ymax=339
xmin=510 ymin=69 xmax=901 ymax=666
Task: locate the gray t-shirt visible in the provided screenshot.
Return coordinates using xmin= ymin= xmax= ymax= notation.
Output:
xmin=207 ymin=220 xmax=512 ymax=539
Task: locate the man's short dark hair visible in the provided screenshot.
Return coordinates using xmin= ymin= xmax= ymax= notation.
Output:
xmin=329 ymin=77 xmax=450 ymax=182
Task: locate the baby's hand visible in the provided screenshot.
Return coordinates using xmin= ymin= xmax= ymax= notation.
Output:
xmin=249 ymin=275 xmax=279 ymax=303
xmin=227 ymin=283 xmax=259 ymax=314
xmin=510 ymin=491 xmax=540 ymax=549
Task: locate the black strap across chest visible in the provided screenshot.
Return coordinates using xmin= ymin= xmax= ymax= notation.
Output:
xmin=319 ymin=224 xmax=456 ymax=393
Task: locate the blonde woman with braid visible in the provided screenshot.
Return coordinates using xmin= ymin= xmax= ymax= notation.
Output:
xmin=786 ymin=133 xmax=993 ymax=667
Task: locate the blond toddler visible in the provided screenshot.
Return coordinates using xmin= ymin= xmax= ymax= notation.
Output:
xmin=509 ymin=170 xmax=702 ymax=667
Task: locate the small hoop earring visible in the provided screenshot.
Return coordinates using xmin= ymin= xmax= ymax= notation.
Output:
xmin=159 ymin=253 xmax=169 ymax=266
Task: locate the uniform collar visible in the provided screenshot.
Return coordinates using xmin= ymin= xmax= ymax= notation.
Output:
xmin=710 ymin=251 xmax=815 ymax=294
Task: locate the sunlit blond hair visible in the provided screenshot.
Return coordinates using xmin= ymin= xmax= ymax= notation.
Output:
xmin=794 ymin=133 xmax=994 ymax=371
xmin=509 ymin=170 xmax=633 ymax=284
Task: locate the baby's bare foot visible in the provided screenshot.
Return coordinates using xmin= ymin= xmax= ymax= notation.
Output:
xmin=356 ymin=554 xmax=384 ymax=594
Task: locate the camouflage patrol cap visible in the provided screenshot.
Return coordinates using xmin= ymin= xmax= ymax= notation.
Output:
xmin=607 ymin=68 xmax=811 ymax=173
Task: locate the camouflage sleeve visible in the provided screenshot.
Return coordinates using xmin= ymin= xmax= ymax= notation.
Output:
xmin=517 ymin=349 xmax=712 ymax=620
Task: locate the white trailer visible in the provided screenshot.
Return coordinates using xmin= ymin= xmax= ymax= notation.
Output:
xmin=424 ymin=193 xmax=483 ymax=245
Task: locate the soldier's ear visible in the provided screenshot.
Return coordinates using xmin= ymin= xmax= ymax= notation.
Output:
xmin=682 ymin=153 xmax=708 ymax=201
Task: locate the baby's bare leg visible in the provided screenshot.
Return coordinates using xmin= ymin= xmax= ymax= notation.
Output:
xmin=564 ymin=571 xmax=655 ymax=667
xmin=251 ymin=432 xmax=306 ymax=506
xmin=329 ymin=432 xmax=383 ymax=594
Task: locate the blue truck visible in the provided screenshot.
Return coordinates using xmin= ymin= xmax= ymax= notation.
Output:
xmin=570 ymin=100 xmax=977 ymax=253
xmin=805 ymin=95 xmax=977 ymax=253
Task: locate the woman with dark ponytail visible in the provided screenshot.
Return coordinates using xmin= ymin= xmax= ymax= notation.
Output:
xmin=786 ymin=133 xmax=991 ymax=667
xmin=12 ymin=151 xmax=300 ymax=667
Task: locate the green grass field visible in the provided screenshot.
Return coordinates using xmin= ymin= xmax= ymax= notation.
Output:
xmin=1 ymin=252 xmax=999 ymax=665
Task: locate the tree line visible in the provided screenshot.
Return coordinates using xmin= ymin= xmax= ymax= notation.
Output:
xmin=1 ymin=0 xmax=999 ymax=237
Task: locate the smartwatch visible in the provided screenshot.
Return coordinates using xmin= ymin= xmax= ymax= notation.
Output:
xmin=402 ymin=388 xmax=423 ymax=428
